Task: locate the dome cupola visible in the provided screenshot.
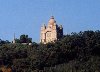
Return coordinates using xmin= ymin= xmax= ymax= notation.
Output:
xmin=48 ymin=16 xmax=56 ymax=25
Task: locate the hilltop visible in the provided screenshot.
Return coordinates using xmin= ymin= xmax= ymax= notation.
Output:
xmin=0 ymin=30 xmax=100 ymax=72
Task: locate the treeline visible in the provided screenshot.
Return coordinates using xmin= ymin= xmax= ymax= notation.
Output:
xmin=14 ymin=34 xmax=32 ymax=43
xmin=0 ymin=30 xmax=100 ymax=72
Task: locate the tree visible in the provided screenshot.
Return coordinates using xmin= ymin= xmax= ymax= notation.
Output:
xmin=19 ymin=34 xmax=32 ymax=43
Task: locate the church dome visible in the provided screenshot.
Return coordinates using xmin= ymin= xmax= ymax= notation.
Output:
xmin=48 ymin=16 xmax=56 ymax=25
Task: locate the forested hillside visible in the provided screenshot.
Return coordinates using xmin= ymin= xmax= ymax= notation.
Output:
xmin=0 ymin=30 xmax=100 ymax=72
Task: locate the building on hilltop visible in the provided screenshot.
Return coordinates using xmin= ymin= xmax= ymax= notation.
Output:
xmin=40 ymin=16 xmax=63 ymax=44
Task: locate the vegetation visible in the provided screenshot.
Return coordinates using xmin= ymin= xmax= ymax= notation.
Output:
xmin=0 ymin=30 xmax=100 ymax=72
xmin=15 ymin=34 xmax=32 ymax=43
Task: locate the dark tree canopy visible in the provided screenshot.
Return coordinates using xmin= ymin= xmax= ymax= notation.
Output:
xmin=0 ymin=30 xmax=100 ymax=72
xmin=15 ymin=34 xmax=32 ymax=43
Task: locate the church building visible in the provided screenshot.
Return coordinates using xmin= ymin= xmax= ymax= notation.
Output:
xmin=40 ymin=16 xmax=63 ymax=44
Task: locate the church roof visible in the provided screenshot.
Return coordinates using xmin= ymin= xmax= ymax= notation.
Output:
xmin=48 ymin=16 xmax=56 ymax=25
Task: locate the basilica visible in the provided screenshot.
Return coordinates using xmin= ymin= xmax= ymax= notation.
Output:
xmin=40 ymin=16 xmax=63 ymax=44
xmin=12 ymin=16 xmax=63 ymax=44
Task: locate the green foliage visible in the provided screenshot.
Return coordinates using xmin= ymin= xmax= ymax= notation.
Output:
xmin=0 ymin=30 xmax=100 ymax=72
xmin=15 ymin=34 xmax=32 ymax=43
xmin=0 ymin=39 xmax=10 ymax=45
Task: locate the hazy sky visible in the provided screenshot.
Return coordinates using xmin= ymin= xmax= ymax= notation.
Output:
xmin=0 ymin=0 xmax=100 ymax=42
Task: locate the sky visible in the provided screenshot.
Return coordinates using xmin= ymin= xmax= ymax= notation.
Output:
xmin=0 ymin=0 xmax=100 ymax=42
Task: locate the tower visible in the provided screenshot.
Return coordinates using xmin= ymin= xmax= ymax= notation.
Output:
xmin=12 ymin=33 xmax=16 ymax=43
xmin=40 ymin=16 xmax=63 ymax=44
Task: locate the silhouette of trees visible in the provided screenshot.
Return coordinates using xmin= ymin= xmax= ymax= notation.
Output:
xmin=15 ymin=34 xmax=32 ymax=43
xmin=0 ymin=30 xmax=100 ymax=72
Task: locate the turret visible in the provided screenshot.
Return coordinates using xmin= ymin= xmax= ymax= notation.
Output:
xmin=59 ymin=25 xmax=63 ymax=29
xmin=41 ymin=24 xmax=46 ymax=30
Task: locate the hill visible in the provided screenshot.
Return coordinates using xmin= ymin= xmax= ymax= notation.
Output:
xmin=0 ymin=30 xmax=100 ymax=72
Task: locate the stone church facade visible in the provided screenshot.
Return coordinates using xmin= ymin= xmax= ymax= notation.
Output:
xmin=40 ymin=16 xmax=63 ymax=44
